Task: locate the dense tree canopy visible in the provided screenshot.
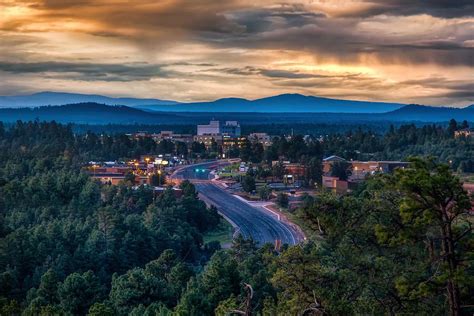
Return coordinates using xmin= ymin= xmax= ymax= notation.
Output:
xmin=0 ymin=121 xmax=221 ymax=315
xmin=0 ymin=121 xmax=472 ymax=315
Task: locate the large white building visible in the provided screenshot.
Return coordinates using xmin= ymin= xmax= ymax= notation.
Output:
xmin=197 ymin=120 xmax=241 ymax=137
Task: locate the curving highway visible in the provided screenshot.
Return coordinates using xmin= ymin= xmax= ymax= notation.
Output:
xmin=172 ymin=160 xmax=304 ymax=246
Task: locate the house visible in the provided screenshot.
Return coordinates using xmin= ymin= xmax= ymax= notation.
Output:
xmin=323 ymin=156 xmax=408 ymax=181
xmin=322 ymin=155 xmax=409 ymax=193
xmin=248 ymin=133 xmax=272 ymax=147
xmin=91 ymin=173 xmax=148 ymax=185
xmin=152 ymin=131 xmax=194 ymax=144
xmin=454 ymin=128 xmax=473 ymax=138
xmin=284 ymin=163 xmax=307 ymax=177
xmin=128 ymin=131 xmax=150 ymax=139
xmin=322 ymin=155 xmax=347 ymax=173
xmin=322 ymin=176 xmax=349 ymax=194
xmin=153 ymin=187 xmax=183 ymax=198
xmin=350 ymin=161 xmax=408 ymax=180
xmin=271 ymin=161 xmax=307 ymax=177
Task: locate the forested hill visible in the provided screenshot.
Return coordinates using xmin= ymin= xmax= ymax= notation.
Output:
xmin=381 ymin=104 xmax=474 ymax=121
xmin=0 ymin=103 xmax=180 ymax=124
xmin=0 ymin=121 xmax=223 ymax=315
xmin=0 ymin=121 xmax=472 ymax=315
xmin=1 ymin=102 xmax=473 ymax=124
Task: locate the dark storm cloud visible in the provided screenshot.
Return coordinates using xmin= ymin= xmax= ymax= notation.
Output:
xmin=401 ymin=77 xmax=474 ymax=100
xmin=401 ymin=77 xmax=474 ymax=90
xmin=206 ymin=11 xmax=474 ymax=67
xmin=441 ymin=91 xmax=474 ymax=99
xmin=342 ymin=0 xmax=474 ymax=18
xmin=260 ymin=69 xmax=325 ymax=79
xmin=210 ymin=66 xmax=381 ymax=89
xmin=271 ymin=74 xmax=391 ymax=90
xmin=210 ymin=66 xmax=333 ymax=79
xmin=226 ymin=4 xmax=326 ymax=34
xmin=0 ymin=61 xmax=172 ymax=81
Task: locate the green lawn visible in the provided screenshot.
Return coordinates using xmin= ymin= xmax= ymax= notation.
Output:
xmin=203 ymin=219 xmax=234 ymax=246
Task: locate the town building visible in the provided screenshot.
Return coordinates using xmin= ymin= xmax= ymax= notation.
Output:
xmin=197 ymin=120 xmax=241 ymax=137
xmin=350 ymin=161 xmax=409 ymax=180
xmin=322 ymin=155 xmax=347 ymax=173
xmin=193 ymin=134 xmax=223 ymax=147
xmin=283 ymin=163 xmax=307 ymax=177
xmin=454 ymin=128 xmax=473 ymax=138
xmin=86 ymin=157 xmax=170 ymax=186
xmin=248 ymin=132 xmax=272 ymax=147
xmin=222 ymin=136 xmax=247 ymax=150
xmin=152 ymin=131 xmax=194 ymax=144
xmin=323 ymin=155 xmax=408 ymax=180
xmin=221 ymin=121 xmax=241 ymax=137
xmin=322 ymin=155 xmax=409 ymax=193
xmin=322 ymin=176 xmax=349 ymax=194
xmin=127 ymin=131 xmax=151 ymax=139
xmin=92 ymin=173 xmax=149 ymax=186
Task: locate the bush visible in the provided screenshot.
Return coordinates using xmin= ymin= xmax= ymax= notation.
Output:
xmin=276 ymin=193 xmax=289 ymax=208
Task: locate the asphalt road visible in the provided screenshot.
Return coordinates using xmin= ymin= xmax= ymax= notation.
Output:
xmin=172 ymin=160 xmax=304 ymax=246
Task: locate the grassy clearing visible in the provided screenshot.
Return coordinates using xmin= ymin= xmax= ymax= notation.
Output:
xmin=203 ymin=219 xmax=234 ymax=246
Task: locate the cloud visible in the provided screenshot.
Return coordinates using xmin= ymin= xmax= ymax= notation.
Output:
xmin=400 ymin=77 xmax=474 ymax=101
xmin=0 ymin=0 xmax=473 ymax=105
xmin=208 ymin=9 xmax=474 ymax=67
xmin=3 ymin=1 xmax=473 ymax=67
xmin=334 ymin=0 xmax=474 ymax=18
xmin=0 ymin=61 xmax=172 ymax=81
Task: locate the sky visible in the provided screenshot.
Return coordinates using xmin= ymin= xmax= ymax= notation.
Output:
xmin=0 ymin=0 xmax=473 ymax=106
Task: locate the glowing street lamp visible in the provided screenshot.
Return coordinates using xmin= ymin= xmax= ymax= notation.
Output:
xmin=157 ymin=169 xmax=162 ymax=186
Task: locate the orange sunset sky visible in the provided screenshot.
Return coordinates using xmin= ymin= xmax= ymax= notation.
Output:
xmin=0 ymin=0 xmax=473 ymax=106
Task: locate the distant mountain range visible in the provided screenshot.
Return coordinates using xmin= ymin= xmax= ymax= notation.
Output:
xmin=0 ymin=102 xmax=473 ymax=124
xmin=0 ymin=92 xmax=404 ymax=113
xmin=0 ymin=91 xmax=179 ymax=108
xmin=135 ymin=94 xmax=404 ymax=113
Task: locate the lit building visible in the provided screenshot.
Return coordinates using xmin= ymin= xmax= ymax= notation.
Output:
xmin=197 ymin=120 xmax=241 ymax=137
xmin=454 ymin=128 xmax=473 ymax=138
xmin=322 ymin=176 xmax=349 ymax=194
xmin=248 ymin=132 xmax=272 ymax=147
xmin=222 ymin=136 xmax=247 ymax=149
xmin=194 ymin=134 xmax=223 ymax=147
xmin=323 ymin=155 xmax=409 ymax=179
xmin=152 ymin=131 xmax=194 ymax=144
